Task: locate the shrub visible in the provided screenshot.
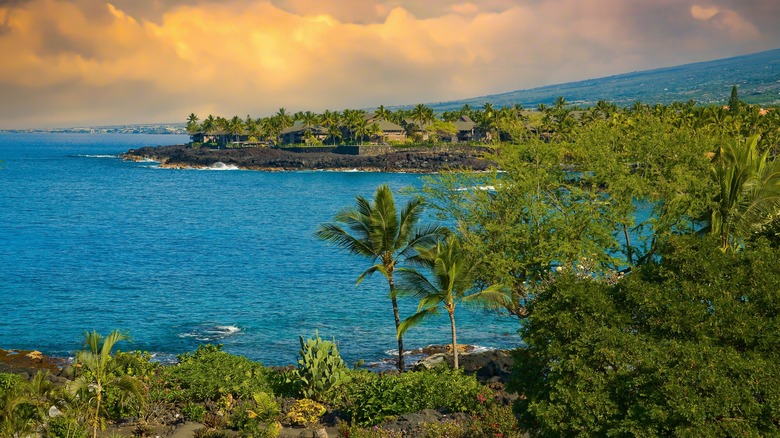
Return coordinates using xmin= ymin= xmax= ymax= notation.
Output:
xmin=464 ymin=403 xmax=522 ymax=438
xmin=342 ymin=367 xmax=491 ymax=427
xmin=336 ymin=421 xmax=404 ymax=438
xmin=45 ymin=416 xmax=88 ymax=438
xmin=286 ymin=398 xmax=326 ymax=427
xmin=292 ymin=331 xmax=351 ymax=401
xmin=512 ymin=236 xmax=780 ymax=436
xmin=230 ymin=392 xmax=281 ymax=437
xmin=182 ymin=402 xmax=207 ymax=422
xmin=169 ymin=344 xmax=272 ymax=402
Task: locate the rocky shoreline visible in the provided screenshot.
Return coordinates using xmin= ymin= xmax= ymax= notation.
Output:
xmin=121 ymin=144 xmax=494 ymax=172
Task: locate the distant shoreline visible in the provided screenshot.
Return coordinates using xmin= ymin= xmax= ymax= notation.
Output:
xmin=121 ymin=144 xmax=494 ymax=173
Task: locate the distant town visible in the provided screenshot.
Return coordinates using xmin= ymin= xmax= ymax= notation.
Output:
xmin=0 ymin=124 xmax=187 ymax=135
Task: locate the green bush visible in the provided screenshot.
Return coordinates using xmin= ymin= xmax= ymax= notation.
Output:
xmin=293 ymin=331 xmax=351 ymax=401
xmin=342 ymin=367 xmax=491 ymax=426
xmin=512 ymin=235 xmax=780 ymax=436
xmin=336 ymin=421 xmax=404 ymax=438
xmin=169 ymin=344 xmax=272 ymax=402
xmin=464 ymin=403 xmax=522 ymax=437
xmin=230 ymin=391 xmax=281 ymax=437
xmin=182 ymin=402 xmax=206 ymax=422
xmin=45 ymin=416 xmax=88 ymax=438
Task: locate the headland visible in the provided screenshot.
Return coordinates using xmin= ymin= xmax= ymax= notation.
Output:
xmin=121 ymin=144 xmax=494 ymax=172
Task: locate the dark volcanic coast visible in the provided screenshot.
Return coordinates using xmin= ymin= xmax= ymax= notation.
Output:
xmin=121 ymin=144 xmax=494 ymax=172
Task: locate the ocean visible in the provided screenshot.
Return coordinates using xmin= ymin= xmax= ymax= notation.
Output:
xmin=0 ymin=132 xmax=520 ymax=367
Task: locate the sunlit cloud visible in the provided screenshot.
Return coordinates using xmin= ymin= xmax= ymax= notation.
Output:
xmin=0 ymin=0 xmax=777 ymax=129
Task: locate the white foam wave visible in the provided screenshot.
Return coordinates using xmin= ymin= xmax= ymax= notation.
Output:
xmin=455 ymin=185 xmax=495 ymax=191
xmin=73 ymin=154 xmax=118 ymax=159
xmin=204 ymin=162 xmax=240 ymax=171
xmin=177 ymin=324 xmax=242 ymax=341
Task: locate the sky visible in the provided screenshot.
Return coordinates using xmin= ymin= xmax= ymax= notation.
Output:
xmin=1 ymin=0 xmax=779 ymax=129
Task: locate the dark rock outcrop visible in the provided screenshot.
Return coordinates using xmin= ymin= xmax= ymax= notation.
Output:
xmin=413 ymin=349 xmax=515 ymax=384
xmin=122 ymin=144 xmax=494 ymax=172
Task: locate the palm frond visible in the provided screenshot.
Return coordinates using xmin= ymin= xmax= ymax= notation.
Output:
xmin=316 ymin=223 xmax=376 ymax=258
xmin=396 ymin=267 xmax=438 ymax=297
xmin=397 ymin=306 xmax=438 ymax=339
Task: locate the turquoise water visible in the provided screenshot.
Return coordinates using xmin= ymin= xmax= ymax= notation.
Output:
xmin=0 ymin=133 xmax=519 ymax=366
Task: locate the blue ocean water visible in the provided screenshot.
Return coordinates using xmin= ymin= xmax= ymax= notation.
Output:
xmin=0 ymin=133 xmax=520 ymax=366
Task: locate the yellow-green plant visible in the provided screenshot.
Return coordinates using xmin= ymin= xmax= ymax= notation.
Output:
xmin=68 ymin=330 xmax=143 ymax=438
xmin=286 ymin=399 xmax=326 ymax=428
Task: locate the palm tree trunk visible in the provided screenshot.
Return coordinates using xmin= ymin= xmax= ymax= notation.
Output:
xmin=93 ymin=385 xmax=101 ymax=438
xmin=623 ymin=223 xmax=633 ymax=265
xmin=391 ymin=294 xmax=405 ymax=372
xmin=448 ymin=309 xmax=458 ymax=369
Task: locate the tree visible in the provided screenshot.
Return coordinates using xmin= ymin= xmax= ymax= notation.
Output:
xmin=68 ymin=330 xmax=143 ymax=438
xmin=728 ymin=84 xmax=741 ymax=113
xmin=186 ymin=113 xmax=200 ymax=135
xmin=227 ymin=115 xmax=245 ymax=143
xmin=316 ymin=185 xmax=445 ymax=371
xmin=706 ymin=134 xmax=780 ymax=250
xmin=396 ymin=234 xmax=508 ymax=369
xmin=411 ymin=104 xmax=435 ymax=138
xmin=422 ymin=138 xmax=624 ymax=319
xmin=427 ymin=120 xmax=457 ymax=143
xmin=201 ymin=114 xmax=217 ymax=144
xmin=374 ymin=105 xmax=392 ymax=122
xmin=511 ymin=235 xmax=780 ymax=436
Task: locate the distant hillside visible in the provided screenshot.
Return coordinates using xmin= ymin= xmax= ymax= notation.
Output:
xmin=426 ymin=48 xmax=780 ymax=112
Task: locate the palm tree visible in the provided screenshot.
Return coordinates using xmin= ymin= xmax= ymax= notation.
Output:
xmin=316 ymin=185 xmax=445 ymax=371
xmin=186 ymin=113 xmax=200 ymax=135
xmin=374 ymin=105 xmax=392 ymax=121
xmin=201 ymin=114 xmax=216 ymax=144
xmin=301 ymin=111 xmax=319 ymax=143
xmin=411 ymin=104 xmax=434 ymax=138
xmin=68 ymin=330 xmax=143 ymax=438
xmin=227 ymin=115 xmax=245 ymax=143
xmin=707 ymin=135 xmax=780 ymax=250
xmin=396 ymin=234 xmax=507 ymax=369
xmin=320 ymin=110 xmax=342 ymax=145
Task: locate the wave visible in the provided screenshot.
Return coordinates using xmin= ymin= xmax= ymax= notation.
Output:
xmin=455 ymin=185 xmax=495 ymax=191
xmin=204 ymin=162 xmax=240 ymax=171
xmin=177 ymin=324 xmax=242 ymax=342
xmin=73 ymin=154 xmax=118 ymax=159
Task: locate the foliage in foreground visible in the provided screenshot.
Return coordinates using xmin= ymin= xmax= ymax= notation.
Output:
xmin=512 ymin=235 xmax=780 ymax=436
xmin=169 ymin=344 xmax=273 ymax=402
xmin=341 ymin=367 xmax=492 ymax=427
xmin=337 ymin=401 xmax=521 ymax=437
xmin=293 ymin=331 xmax=351 ymax=401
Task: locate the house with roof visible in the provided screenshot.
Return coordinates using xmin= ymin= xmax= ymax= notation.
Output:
xmin=280 ymin=121 xmax=329 ymax=144
xmin=365 ymin=114 xmax=407 ymax=144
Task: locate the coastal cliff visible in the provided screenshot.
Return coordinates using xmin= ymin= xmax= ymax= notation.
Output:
xmin=121 ymin=144 xmax=494 ymax=172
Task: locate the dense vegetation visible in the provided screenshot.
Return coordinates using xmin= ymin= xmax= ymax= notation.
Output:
xmin=3 ymin=89 xmax=780 ymax=436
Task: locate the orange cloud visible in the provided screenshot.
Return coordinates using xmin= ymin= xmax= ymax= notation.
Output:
xmin=0 ymin=0 xmax=776 ymax=129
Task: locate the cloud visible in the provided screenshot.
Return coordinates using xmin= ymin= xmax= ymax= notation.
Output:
xmin=690 ymin=4 xmax=759 ymax=39
xmin=0 ymin=0 xmax=777 ymax=129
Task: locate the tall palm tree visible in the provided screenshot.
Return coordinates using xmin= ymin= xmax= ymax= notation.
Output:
xmin=707 ymin=135 xmax=780 ymax=250
xmin=320 ymin=110 xmax=342 ymax=145
xmin=227 ymin=115 xmax=245 ymax=143
xmin=397 ymin=234 xmax=507 ymax=369
xmin=301 ymin=111 xmax=319 ymax=143
xmin=68 ymin=330 xmax=142 ymax=438
xmin=411 ymin=104 xmax=434 ymax=137
xmin=186 ymin=113 xmax=200 ymax=135
xmin=316 ymin=185 xmax=445 ymax=371
xmin=374 ymin=105 xmax=392 ymax=121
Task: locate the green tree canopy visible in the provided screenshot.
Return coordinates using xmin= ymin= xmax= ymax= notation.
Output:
xmin=512 ymin=235 xmax=780 ymax=436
